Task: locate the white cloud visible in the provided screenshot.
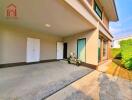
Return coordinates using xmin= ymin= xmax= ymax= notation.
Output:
xmin=110 ymin=16 xmax=132 ymax=39
xmin=109 ymin=27 xmax=121 ymax=33
xmin=110 ymin=26 xmax=132 ymax=34
xmin=110 ymin=16 xmax=132 ymax=28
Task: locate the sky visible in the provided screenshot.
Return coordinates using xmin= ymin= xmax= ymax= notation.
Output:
xmin=110 ymin=0 xmax=132 ymax=39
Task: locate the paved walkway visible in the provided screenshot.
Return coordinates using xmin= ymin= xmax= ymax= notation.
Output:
xmin=0 ymin=60 xmax=131 ymax=100
xmin=46 ymin=61 xmax=132 ymax=100
xmin=0 ymin=61 xmax=93 ymax=100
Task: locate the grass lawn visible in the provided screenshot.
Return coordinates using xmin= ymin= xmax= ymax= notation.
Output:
xmin=106 ymin=59 xmax=132 ymax=81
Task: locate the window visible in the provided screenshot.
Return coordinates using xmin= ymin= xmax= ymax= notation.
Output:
xmin=94 ymin=1 xmax=102 ymax=19
xmin=103 ymin=41 xmax=107 ymax=57
xmin=98 ymin=38 xmax=101 ymax=62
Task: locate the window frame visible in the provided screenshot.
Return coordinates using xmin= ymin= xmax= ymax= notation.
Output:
xmin=94 ymin=1 xmax=102 ymax=19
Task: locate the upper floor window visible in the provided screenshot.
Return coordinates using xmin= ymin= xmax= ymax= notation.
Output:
xmin=94 ymin=1 xmax=102 ymax=19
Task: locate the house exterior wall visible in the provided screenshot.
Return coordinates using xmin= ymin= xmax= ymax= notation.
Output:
xmin=64 ymin=0 xmax=98 ymax=27
xmin=0 ymin=23 xmax=110 ymax=66
xmin=0 ymin=24 xmax=62 ymax=64
xmin=0 ymin=33 xmax=3 ymax=64
xmin=0 ymin=0 xmax=117 ymax=66
xmin=86 ymin=0 xmax=109 ymax=28
xmin=94 ymin=0 xmax=109 ymax=28
xmin=103 ymin=13 xmax=109 ymax=28
xmin=63 ymin=29 xmax=99 ymax=65
xmin=65 ymin=0 xmax=112 ymax=40
xmin=98 ymin=34 xmax=112 ymax=64
xmin=99 ymin=24 xmax=112 ymax=40
xmin=87 ymin=0 xmax=93 ymax=6
xmin=113 ymin=40 xmax=120 ymax=48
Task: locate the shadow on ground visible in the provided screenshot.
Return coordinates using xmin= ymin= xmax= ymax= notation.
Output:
xmin=98 ymin=73 xmax=132 ymax=100
xmin=64 ymin=89 xmax=93 ymax=100
xmin=105 ymin=60 xmax=132 ymax=81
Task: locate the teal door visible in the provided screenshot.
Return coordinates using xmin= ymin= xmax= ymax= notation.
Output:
xmin=77 ymin=38 xmax=86 ymax=62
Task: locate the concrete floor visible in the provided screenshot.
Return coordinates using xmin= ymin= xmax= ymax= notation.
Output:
xmin=46 ymin=61 xmax=132 ymax=100
xmin=0 ymin=61 xmax=93 ymax=100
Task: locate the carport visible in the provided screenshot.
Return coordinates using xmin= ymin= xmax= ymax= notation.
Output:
xmin=0 ymin=61 xmax=94 ymax=100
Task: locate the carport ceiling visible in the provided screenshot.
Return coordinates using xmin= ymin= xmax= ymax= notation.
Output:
xmin=0 ymin=0 xmax=94 ymax=37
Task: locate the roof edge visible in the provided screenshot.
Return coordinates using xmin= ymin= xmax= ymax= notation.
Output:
xmin=112 ymin=0 xmax=119 ymax=21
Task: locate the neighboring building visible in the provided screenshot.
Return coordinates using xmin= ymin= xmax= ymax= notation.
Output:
xmin=0 ymin=0 xmax=118 ymax=67
xmin=113 ymin=36 xmax=132 ymax=48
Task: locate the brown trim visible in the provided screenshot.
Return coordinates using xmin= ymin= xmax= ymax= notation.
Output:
xmin=107 ymin=40 xmax=111 ymax=59
xmin=113 ymin=0 xmax=119 ymax=21
xmin=98 ymin=59 xmax=112 ymax=66
xmin=0 ymin=59 xmax=59 ymax=68
xmin=99 ymin=33 xmax=111 ymax=64
xmin=81 ymin=62 xmax=97 ymax=70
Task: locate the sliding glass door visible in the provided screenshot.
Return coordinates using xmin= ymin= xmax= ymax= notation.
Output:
xmin=98 ymin=38 xmax=101 ymax=62
xmin=77 ymin=38 xmax=86 ymax=62
xmin=103 ymin=41 xmax=108 ymax=60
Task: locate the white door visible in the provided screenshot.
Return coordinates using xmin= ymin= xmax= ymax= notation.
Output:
xmin=27 ymin=38 xmax=34 ymax=62
xmin=33 ymin=39 xmax=40 ymax=62
xmin=27 ymin=38 xmax=40 ymax=62
xmin=57 ymin=42 xmax=63 ymax=59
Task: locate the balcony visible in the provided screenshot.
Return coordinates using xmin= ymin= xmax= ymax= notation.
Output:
xmin=64 ymin=0 xmax=116 ymax=40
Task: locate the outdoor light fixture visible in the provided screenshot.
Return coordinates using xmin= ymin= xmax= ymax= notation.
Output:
xmin=45 ymin=24 xmax=51 ymax=28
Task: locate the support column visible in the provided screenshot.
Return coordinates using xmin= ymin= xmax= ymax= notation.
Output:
xmin=107 ymin=40 xmax=111 ymax=59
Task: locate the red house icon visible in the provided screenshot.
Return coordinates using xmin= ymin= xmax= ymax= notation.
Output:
xmin=6 ymin=3 xmax=17 ymax=17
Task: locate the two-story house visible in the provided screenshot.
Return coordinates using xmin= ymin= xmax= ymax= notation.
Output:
xmin=0 ymin=0 xmax=118 ymax=67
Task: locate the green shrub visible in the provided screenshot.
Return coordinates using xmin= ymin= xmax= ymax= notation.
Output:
xmin=124 ymin=58 xmax=132 ymax=70
xmin=111 ymin=48 xmax=121 ymax=59
xmin=120 ymin=39 xmax=132 ymax=70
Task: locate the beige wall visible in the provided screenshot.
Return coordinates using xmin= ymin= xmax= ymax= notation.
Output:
xmin=90 ymin=0 xmax=109 ymax=28
xmin=95 ymin=0 xmax=109 ymax=28
xmin=63 ymin=28 xmax=99 ymax=65
xmin=0 ymin=23 xmax=101 ymax=65
xmin=0 ymin=24 xmax=62 ymax=64
xmin=0 ymin=33 xmax=3 ymax=64
xmin=103 ymin=12 xmax=109 ymax=28
xmin=87 ymin=0 xmax=93 ymax=6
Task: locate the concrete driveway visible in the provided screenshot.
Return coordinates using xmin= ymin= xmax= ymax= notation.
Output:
xmin=0 ymin=61 xmax=94 ymax=100
xmin=46 ymin=61 xmax=132 ymax=100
